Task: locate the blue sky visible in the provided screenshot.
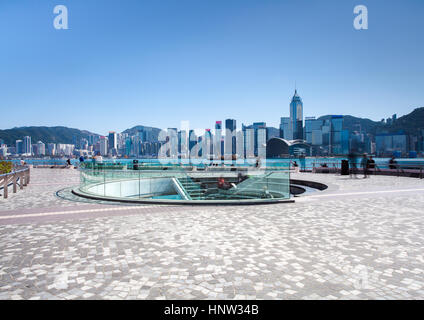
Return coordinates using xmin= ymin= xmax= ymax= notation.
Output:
xmin=0 ymin=0 xmax=423 ymax=135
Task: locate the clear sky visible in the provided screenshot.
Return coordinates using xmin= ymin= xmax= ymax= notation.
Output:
xmin=0 ymin=0 xmax=423 ymax=135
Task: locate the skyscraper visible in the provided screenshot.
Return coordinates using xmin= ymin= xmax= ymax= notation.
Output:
xmin=36 ymin=141 xmax=46 ymax=156
xmin=108 ymin=131 xmax=117 ymax=153
xmin=100 ymin=136 xmax=108 ymax=156
xmin=290 ymin=90 xmax=303 ymax=140
xmin=188 ymin=130 xmax=198 ymax=158
xmin=225 ymin=119 xmax=236 ymax=158
xmin=16 ymin=140 xmax=23 ymax=155
xmin=279 ymin=117 xmax=292 ymax=140
xmin=214 ymin=121 xmax=222 ymax=159
xmin=203 ymin=129 xmax=213 ymax=158
xmin=23 ymin=136 xmax=32 ymax=155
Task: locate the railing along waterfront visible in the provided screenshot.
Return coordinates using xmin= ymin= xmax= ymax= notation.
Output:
xmin=0 ymin=166 xmax=30 ymax=199
xmin=308 ymin=160 xmax=424 ymax=178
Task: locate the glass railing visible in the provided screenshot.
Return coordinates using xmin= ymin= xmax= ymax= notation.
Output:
xmin=77 ymin=164 xmax=291 ymax=203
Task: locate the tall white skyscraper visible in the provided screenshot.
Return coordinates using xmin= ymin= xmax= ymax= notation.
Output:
xmin=100 ymin=136 xmax=108 ymax=156
xmin=290 ymin=89 xmax=304 ymax=140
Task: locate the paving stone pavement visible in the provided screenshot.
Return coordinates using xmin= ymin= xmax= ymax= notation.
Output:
xmin=0 ymin=168 xmax=424 ymax=300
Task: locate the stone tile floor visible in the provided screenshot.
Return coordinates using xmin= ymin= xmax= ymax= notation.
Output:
xmin=0 ymin=168 xmax=423 ymax=299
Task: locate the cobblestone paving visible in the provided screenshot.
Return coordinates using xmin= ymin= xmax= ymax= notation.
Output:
xmin=0 ymin=169 xmax=424 ymax=299
xmin=0 ymin=168 xmax=82 ymax=211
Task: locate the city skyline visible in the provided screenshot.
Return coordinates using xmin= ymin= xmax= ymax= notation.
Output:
xmin=1 ymin=0 xmax=423 ymax=133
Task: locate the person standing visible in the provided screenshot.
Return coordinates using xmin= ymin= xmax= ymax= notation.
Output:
xmin=368 ymin=156 xmax=376 ymax=175
xmin=389 ymin=156 xmax=397 ymax=170
xmin=361 ymin=154 xmax=369 ymax=178
xmin=299 ymin=154 xmax=306 ymax=172
xmin=348 ymin=152 xmax=358 ymax=178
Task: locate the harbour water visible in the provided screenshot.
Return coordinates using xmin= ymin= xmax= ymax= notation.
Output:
xmin=9 ymin=157 xmax=424 ymax=170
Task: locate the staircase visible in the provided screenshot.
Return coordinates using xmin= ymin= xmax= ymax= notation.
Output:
xmin=175 ymin=177 xmax=206 ymax=200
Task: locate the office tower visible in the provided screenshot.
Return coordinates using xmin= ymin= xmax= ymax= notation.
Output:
xmin=236 ymin=130 xmax=244 ymax=159
xmin=125 ymin=137 xmax=132 ymax=157
xmin=188 ymin=130 xmax=197 ymax=157
xmin=0 ymin=145 xmax=7 ymax=157
xmin=47 ymin=143 xmax=56 ymax=156
xmin=251 ymin=122 xmax=267 ymax=156
xmin=214 ymin=121 xmax=222 ymax=159
xmin=321 ymin=115 xmax=349 ymax=155
xmin=203 ymin=129 xmax=213 ymax=159
xmin=178 ymin=130 xmax=188 ymax=158
xmin=279 ymin=117 xmax=292 ymax=140
xmin=257 ymin=127 xmax=267 ymax=158
xmin=36 ymin=141 xmax=46 ymax=156
xmin=376 ymin=132 xmax=408 ymax=157
xmin=16 ymin=140 xmax=23 ymax=155
xmin=290 ymin=90 xmax=303 ymax=140
xmin=167 ymin=128 xmax=178 ymax=158
xmin=108 ymin=131 xmax=117 ymax=153
xmin=225 ymin=119 xmax=236 ymax=158
xmin=100 ymin=136 xmax=108 ymax=156
xmin=88 ymin=134 xmax=95 ymax=146
xmin=243 ymin=126 xmax=255 ymax=158
xmin=23 ymin=136 xmax=32 ymax=155
xmin=80 ymin=138 xmax=89 ymax=150
xmin=304 ymin=117 xmax=323 ymax=145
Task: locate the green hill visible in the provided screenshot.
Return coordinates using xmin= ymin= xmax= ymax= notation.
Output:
xmin=122 ymin=125 xmax=162 ymax=141
xmin=388 ymin=107 xmax=424 ymax=135
xmin=0 ymin=126 xmax=98 ymax=146
xmin=319 ymin=107 xmax=424 ymax=135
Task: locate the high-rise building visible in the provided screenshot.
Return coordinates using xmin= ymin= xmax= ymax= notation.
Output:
xmin=178 ymin=130 xmax=188 ymax=158
xmin=100 ymin=136 xmax=108 ymax=156
xmin=225 ymin=119 xmax=236 ymax=158
xmin=23 ymin=136 xmax=32 ymax=155
xmin=203 ymin=129 xmax=213 ymax=158
xmin=108 ymin=131 xmax=117 ymax=153
xmin=376 ymin=132 xmax=408 ymax=156
xmin=16 ymin=140 xmax=23 ymax=155
xmin=0 ymin=145 xmax=7 ymax=157
xmin=214 ymin=121 xmax=223 ymax=159
xmin=188 ymin=130 xmax=197 ymax=157
xmin=251 ymin=122 xmax=267 ymax=156
xmin=290 ymin=90 xmax=303 ymax=140
xmin=36 ymin=141 xmax=46 ymax=156
xmin=167 ymin=128 xmax=178 ymax=158
xmin=236 ymin=130 xmax=244 ymax=159
xmin=322 ymin=116 xmax=349 ymax=155
xmin=279 ymin=117 xmax=292 ymax=140
xmin=47 ymin=143 xmax=56 ymax=156
xmin=243 ymin=125 xmax=255 ymax=158
xmin=304 ymin=117 xmax=323 ymax=145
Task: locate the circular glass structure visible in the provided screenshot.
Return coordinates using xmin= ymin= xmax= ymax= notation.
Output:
xmin=73 ymin=163 xmax=292 ymax=205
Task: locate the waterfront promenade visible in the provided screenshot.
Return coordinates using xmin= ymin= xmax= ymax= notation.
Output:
xmin=0 ymin=168 xmax=423 ymax=299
